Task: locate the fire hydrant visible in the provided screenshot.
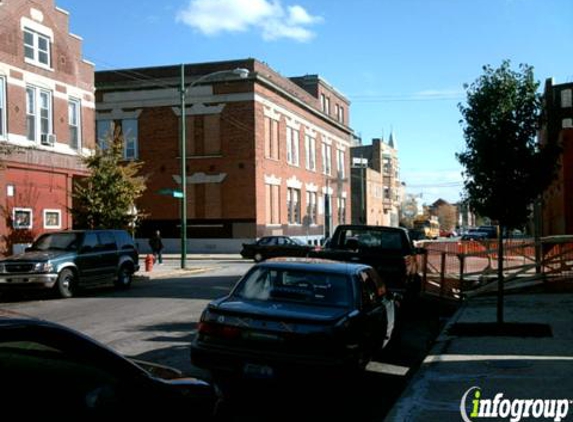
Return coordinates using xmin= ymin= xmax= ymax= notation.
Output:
xmin=145 ymin=254 xmax=154 ymax=272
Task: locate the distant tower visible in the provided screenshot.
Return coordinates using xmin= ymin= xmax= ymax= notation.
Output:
xmin=388 ymin=130 xmax=398 ymax=150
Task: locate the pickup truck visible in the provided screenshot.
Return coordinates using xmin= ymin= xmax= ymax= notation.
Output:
xmin=310 ymin=225 xmax=423 ymax=299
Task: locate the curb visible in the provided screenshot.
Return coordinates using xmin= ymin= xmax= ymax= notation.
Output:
xmin=134 ymin=267 xmax=212 ymax=281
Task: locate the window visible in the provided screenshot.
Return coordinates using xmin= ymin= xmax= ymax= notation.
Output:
xmin=13 ymin=208 xmax=32 ymax=230
xmin=26 ymin=86 xmax=52 ymax=143
xmin=337 ymin=197 xmax=346 ymax=224
xmin=322 ymin=143 xmax=332 ymax=175
xmin=287 ymin=188 xmax=301 ymax=224
xmin=96 ymin=119 xmax=138 ymax=160
xmin=265 ymin=184 xmax=280 ymax=225
xmin=320 ymin=94 xmax=326 ymax=112
xmin=305 ymin=134 xmax=316 ymax=171
xmin=336 ymin=149 xmax=345 ymax=178
xmin=286 ymin=127 xmax=300 ymax=166
xmin=43 ymin=209 xmax=61 ymax=229
xmin=563 ymin=118 xmax=573 ymax=129
xmin=264 ymin=116 xmax=279 ymax=160
xmin=307 ymin=191 xmax=317 ymax=225
xmin=338 ymin=106 xmax=345 ymax=123
xmin=68 ymin=98 xmax=81 ymax=150
xmin=23 ymin=28 xmax=51 ymax=68
xmin=335 ymin=104 xmax=339 ymax=120
xmin=0 ymin=76 xmax=5 ymax=138
xmin=561 ymin=89 xmax=572 ymax=108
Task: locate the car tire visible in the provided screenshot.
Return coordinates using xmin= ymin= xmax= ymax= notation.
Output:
xmin=115 ymin=264 xmax=133 ymax=289
xmin=253 ymin=253 xmax=264 ymax=262
xmin=55 ymin=268 xmax=76 ymax=299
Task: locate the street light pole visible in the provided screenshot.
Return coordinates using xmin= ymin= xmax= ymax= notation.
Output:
xmin=179 ymin=64 xmax=187 ymax=269
xmin=178 ymin=66 xmax=250 ymax=269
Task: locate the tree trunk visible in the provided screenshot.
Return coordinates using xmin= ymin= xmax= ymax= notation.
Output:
xmin=497 ymin=224 xmax=504 ymax=325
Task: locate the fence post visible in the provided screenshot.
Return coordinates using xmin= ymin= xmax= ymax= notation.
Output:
xmin=458 ymin=254 xmax=465 ymax=301
xmin=439 ymin=252 xmax=447 ymax=299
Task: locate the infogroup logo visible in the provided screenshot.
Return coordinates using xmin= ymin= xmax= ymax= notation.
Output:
xmin=460 ymin=387 xmax=571 ymax=422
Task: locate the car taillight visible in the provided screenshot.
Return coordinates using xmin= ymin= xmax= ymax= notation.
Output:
xmin=313 ymin=245 xmax=322 ymax=251
xmin=198 ymin=321 xmax=241 ymax=339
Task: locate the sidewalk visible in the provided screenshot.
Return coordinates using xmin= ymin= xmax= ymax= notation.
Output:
xmin=384 ymin=292 xmax=573 ymax=422
xmin=135 ymin=253 xmax=244 ymax=280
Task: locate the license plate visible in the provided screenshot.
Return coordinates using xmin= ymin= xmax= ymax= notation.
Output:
xmin=243 ymin=363 xmax=274 ymax=378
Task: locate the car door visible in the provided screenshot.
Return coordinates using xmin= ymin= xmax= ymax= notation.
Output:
xmin=97 ymin=231 xmax=119 ymax=283
xmin=357 ymin=269 xmax=388 ymax=353
xmin=76 ymin=232 xmax=103 ymax=284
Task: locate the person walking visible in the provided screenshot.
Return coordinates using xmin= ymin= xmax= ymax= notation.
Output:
xmin=148 ymin=230 xmax=164 ymax=265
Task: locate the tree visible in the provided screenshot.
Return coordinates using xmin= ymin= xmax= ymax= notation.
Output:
xmin=457 ymin=60 xmax=559 ymax=323
xmin=436 ymin=203 xmax=457 ymax=232
xmin=71 ymin=126 xmax=147 ymax=230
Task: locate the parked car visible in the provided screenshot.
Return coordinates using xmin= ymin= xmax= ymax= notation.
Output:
xmin=309 ymin=225 xmax=423 ymax=299
xmin=0 ymin=310 xmax=217 ymax=417
xmin=240 ymin=236 xmax=314 ymax=262
xmin=191 ymin=258 xmax=399 ymax=382
xmin=0 ymin=230 xmax=139 ymax=298
xmin=461 ymin=229 xmax=489 ymax=241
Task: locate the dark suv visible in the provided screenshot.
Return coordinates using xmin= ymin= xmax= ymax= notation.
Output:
xmin=0 ymin=230 xmax=139 ymax=298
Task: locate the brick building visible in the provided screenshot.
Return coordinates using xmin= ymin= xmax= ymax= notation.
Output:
xmin=351 ymin=136 xmax=403 ymax=226
xmin=0 ymin=0 xmax=94 ymax=252
xmin=95 ymin=59 xmax=354 ymax=252
xmin=540 ymin=77 xmax=573 ymax=235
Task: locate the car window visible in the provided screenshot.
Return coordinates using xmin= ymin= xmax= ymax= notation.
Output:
xmin=234 ymin=267 xmax=351 ymax=307
xmin=81 ymin=233 xmax=99 ymax=252
xmin=341 ymin=229 xmax=405 ymax=250
xmin=98 ymin=232 xmax=117 ymax=252
xmin=31 ymin=233 xmax=80 ymax=251
xmin=257 ymin=237 xmax=275 ymax=246
xmin=277 ymin=237 xmax=287 ymax=245
xmin=359 ymin=270 xmax=380 ymax=309
xmin=115 ymin=231 xmax=136 ymax=250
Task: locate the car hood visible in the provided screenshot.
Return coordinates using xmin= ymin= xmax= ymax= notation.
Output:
xmin=1 ymin=250 xmax=72 ymax=262
xmin=210 ymin=297 xmax=350 ymax=323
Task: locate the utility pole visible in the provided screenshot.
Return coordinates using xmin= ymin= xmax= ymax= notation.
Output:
xmin=179 ymin=64 xmax=187 ymax=269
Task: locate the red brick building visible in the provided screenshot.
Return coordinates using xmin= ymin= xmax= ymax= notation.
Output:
xmin=95 ymin=59 xmax=354 ymax=252
xmin=540 ymin=78 xmax=573 ymax=235
xmin=0 ymin=0 xmax=95 ymax=252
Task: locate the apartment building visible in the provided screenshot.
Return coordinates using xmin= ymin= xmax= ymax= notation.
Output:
xmin=95 ymin=59 xmax=353 ymax=251
xmin=351 ymin=136 xmax=403 ymax=226
xmin=0 ymin=0 xmax=95 ymax=252
xmin=540 ymin=77 xmax=573 ymax=235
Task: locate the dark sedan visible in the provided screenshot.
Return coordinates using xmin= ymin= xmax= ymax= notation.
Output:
xmin=240 ymin=236 xmax=314 ymax=262
xmin=0 ymin=310 xmax=217 ymax=417
xmin=190 ymin=258 xmax=398 ymax=382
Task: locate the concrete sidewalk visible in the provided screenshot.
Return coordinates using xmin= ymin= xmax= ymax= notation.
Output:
xmin=135 ymin=253 xmax=244 ymax=280
xmin=384 ymin=292 xmax=573 ymax=422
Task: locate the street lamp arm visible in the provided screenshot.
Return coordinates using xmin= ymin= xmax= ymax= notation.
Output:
xmin=183 ymin=68 xmax=250 ymax=93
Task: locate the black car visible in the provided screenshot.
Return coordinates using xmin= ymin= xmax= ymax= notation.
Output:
xmin=0 ymin=310 xmax=217 ymax=417
xmin=240 ymin=236 xmax=314 ymax=262
xmin=0 ymin=230 xmax=139 ymax=298
xmin=191 ymin=258 xmax=398 ymax=381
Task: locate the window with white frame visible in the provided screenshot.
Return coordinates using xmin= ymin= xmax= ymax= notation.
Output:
xmin=336 ymin=149 xmax=345 ymax=178
xmin=338 ymin=106 xmax=344 ymax=123
xmin=320 ymin=94 xmax=326 ymax=112
xmin=13 ymin=208 xmax=32 ymax=230
xmin=306 ymin=191 xmax=317 ymax=225
xmin=68 ymin=98 xmax=81 ymax=150
xmin=0 ymin=76 xmax=5 ymax=138
xmin=561 ymin=89 xmax=572 ymax=108
xmin=23 ymin=28 xmax=51 ymax=68
xmin=287 ymin=188 xmax=301 ymax=224
xmin=286 ymin=126 xmax=300 ymax=166
xmin=305 ymin=134 xmax=316 ymax=171
xmin=43 ymin=209 xmax=61 ymax=229
xmin=322 ymin=143 xmax=332 ymax=176
xmin=96 ymin=119 xmax=138 ymax=160
xmin=264 ymin=116 xmax=280 ymax=160
xmin=26 ymin=86 xmax=52 ymax=143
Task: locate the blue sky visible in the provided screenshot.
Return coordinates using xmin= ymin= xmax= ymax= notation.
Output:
xmin=58 ymin=0 xmax=573 ymax=204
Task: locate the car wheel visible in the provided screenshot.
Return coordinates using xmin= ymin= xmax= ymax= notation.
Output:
xmin=55 ymin=268 xmax=76 ymax=298
xmin=253 ymin=253 xmax=264 ymax=262
xmin=115 ymin=265 xmax=133 ymax=289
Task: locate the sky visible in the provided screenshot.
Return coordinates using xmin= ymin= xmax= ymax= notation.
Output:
xmin=57 ymin=0 xmax=573 ymax=205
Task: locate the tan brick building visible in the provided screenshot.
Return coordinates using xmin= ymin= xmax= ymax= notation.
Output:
xmin=351 ymin=136 xmax=403 ymax=226
xmin=0 ymin=0 xmax=95 ymax=253
xmin=95 ymin=59 xmax=354 ymax=252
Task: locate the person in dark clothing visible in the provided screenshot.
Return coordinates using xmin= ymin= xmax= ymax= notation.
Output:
xmin=148 ymin=230 xmax=164 ymax=264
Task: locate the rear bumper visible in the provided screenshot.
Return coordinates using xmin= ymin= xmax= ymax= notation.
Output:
xmin=0 ymin=273 xmax=57 ymax=289
xmin=191 ymin=340 xmax=355 ymax=378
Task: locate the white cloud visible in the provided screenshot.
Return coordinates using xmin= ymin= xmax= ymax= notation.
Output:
xmin=176 ymin=0 xmax=322 ymax=42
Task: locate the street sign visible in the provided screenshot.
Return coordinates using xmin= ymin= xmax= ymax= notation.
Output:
xmin=157 ymin=188 xmax=183 ymax=199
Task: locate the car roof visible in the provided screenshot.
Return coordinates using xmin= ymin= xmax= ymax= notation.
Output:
xmin=258 ymin=257 xmax=370 ymax=275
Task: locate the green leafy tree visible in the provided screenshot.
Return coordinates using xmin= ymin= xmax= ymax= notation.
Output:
xmin=72 ymin=127 xmax=147 ymax=230
xmin=457 ymin=60 xmax=559 ymax=323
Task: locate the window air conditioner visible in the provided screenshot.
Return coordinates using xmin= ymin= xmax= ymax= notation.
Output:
xmin=40 ymin=133 xmax=56 ymax=146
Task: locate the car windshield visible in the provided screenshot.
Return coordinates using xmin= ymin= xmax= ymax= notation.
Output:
xmin=31 ymin=233 xmax=80 ymax=251
xmin=233 ymin=267 xmax=352 ymax=308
